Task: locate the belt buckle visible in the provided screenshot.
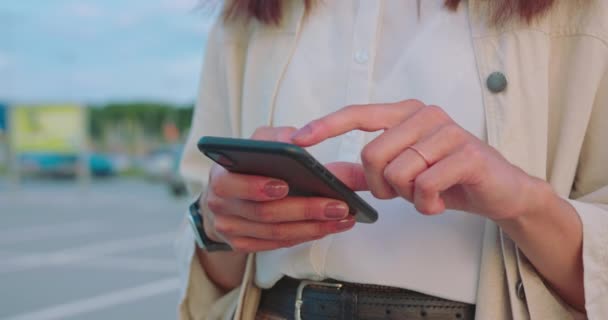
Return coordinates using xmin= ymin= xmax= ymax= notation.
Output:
xmin=294 ymin=280 xmax=343 ymax=320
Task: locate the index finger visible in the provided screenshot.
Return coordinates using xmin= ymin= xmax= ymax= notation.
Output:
xmin=251 ymin=126 xmax=297 ymax=143
xmin=291 ymin=100 xmax=425 ymax=147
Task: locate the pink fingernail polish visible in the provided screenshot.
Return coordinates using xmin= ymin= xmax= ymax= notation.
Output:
xmin=335 ymin=218 xmax=355 ymax=231
xmin=263 ymin=180 xmax=288 ymax=198
xmin=325 ymin=202 xmax=348 ymax=219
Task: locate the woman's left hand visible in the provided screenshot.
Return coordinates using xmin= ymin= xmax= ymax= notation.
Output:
xmin=291 ymin=99 xmax=547 ymax=221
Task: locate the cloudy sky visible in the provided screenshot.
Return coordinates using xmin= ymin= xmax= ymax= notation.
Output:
xmin=0 ymin=0 xmax=217 ymax=104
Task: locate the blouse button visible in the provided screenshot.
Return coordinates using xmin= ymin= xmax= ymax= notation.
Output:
xmin=354 ymin=50 xmax=369 ymax=64
xmin=486 ymin=72 xmax=508 ymax=93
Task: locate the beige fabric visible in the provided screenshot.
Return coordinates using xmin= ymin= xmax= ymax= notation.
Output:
xmin=178 ymin=249 xmax=239 ymax=320
xmin=177 ymin=0 xmax=608 ymax=319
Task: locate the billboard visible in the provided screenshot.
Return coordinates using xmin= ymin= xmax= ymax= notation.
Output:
xmin=10 ymin=104 xmax=86 ymax=154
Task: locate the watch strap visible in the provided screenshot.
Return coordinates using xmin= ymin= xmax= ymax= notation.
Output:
xmin=188 ymin=198 xmax=232 ymax=252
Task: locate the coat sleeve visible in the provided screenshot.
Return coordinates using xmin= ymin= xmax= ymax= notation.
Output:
xmin=568 ymin=64 xmax=608 ymax=318
xmin=176 ymin=18 xmax=245 ymax=320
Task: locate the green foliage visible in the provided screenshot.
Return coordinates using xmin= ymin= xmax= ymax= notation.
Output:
xmin=89 ymin=102 xmax=193 ymax=139
xmin=88 ymin=102 xmax=193 ymax=153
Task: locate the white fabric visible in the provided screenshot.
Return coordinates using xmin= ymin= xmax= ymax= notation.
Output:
xmin=255 ymin=0 xmax=486 ymax=304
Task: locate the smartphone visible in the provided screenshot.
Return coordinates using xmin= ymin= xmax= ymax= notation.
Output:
xmin=197 ymin=136 xmax=378 ymax=223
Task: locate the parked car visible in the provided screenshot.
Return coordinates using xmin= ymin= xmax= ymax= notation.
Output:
xmin=19 ymin=152 xmax=115 ymax=177
xmin=138 ymin=144 xmax=188 ymax=196
xmin=140 ymin=147 xmax=177 ymax=181
xmin=89 ymin=153 xmax=114 ymax=177
xmin=20 ymin=153 xmax=77 ymax=177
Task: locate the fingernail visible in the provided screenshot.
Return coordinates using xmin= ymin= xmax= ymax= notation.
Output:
xmin=325 ymin=202 xmax=348 ymax=219
xmin=335 ymin=217 xmax=355 ymax=231
xmin=291 ymin=125 xmax=313 ymax=143
xmin=263 ymin=180 xmax=288 ymax=198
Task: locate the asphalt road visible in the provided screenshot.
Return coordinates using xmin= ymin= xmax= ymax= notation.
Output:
xmin=0 ymin=178 xmax=189 ymax=320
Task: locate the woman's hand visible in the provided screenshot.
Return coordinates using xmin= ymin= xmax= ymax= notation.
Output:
xmin=291 ymin=100 xmax=548 ymax=221
xmin=200 ymin=126 xmax=358 ymax=253
xmin=290 ymin=102 xmax=586 ymax=309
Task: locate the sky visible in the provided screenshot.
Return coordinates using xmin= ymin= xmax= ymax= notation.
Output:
xmin=0 ymin=0 xmax=217 ymax=104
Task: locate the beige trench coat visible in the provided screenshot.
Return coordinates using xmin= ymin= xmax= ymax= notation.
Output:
xmin=177 ymin=0 xmax=608 ymax=319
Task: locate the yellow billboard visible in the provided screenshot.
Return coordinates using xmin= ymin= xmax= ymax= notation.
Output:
xmin=10 ymin=104 xmax=86 ymax=154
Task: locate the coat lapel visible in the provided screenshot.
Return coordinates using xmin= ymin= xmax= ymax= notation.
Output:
xmin=240 ymin=1 xmax=306 ymax=138
xmin=468 ymin=1 xmax=572 ymax=319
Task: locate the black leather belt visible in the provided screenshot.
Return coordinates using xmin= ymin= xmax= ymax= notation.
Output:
xmin=258 ymin=277 xmax=475 ymax=320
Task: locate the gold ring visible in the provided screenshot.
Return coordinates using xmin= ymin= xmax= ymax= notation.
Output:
xmin=407 ymin=146 xmax=431 ymax=167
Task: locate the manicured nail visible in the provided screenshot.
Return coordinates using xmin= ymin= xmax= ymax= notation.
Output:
xmin=263 ymin=180 xmax=288 ymax=198
xmin=291 ymin=125 xmax=313 ymax=143
xmin=325 ymin=202 xmax=348 ymax=219
xmin=335 ymin=217 xmax=355 ymax=231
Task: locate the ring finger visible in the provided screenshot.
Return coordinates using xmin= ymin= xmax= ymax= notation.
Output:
xmin=361 ymin=106 xmax=452 ymax=198
xmin=383 ymin=123 xmax=469 ymax=200
xmin=212 ymin=213 xmax=356 ymax=241
xmin=211 ymin=197 xmax=350 ymax=223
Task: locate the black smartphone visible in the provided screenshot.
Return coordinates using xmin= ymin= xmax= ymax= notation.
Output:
xmin=197 ymin=136 xmax=378 ymax=223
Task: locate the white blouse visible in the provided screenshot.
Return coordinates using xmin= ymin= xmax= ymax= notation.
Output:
xmin=255 ymin=0 xmax=487 ymax=304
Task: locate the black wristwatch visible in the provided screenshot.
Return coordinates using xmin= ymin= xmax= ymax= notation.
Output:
xmin=188 ymin=198 xmax=232 ymax=252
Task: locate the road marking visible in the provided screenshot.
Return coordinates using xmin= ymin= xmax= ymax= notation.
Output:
xmin=4 ymin=277 xmax=179 ymax=320
xmin=70 ymin=256 xmax=177 ymax=273
xmin=0 ymin=221 xmax=106 ymax=245
xmin=0 ymin=232 xmax=176 ymax=273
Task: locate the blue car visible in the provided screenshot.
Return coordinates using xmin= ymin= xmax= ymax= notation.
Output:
xmin=20 ymin=152 xmax=114 ymax=177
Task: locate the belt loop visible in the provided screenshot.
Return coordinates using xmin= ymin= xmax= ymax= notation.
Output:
xmin=350 ymin=288 xmax=358 ymax=319
xmin=339 ymin=285 xmax=356 ymax=320
xmin=340 ymin=289 xmax=347 ymax=320
xmin=295 ymin=280 xmax=343 ymax=320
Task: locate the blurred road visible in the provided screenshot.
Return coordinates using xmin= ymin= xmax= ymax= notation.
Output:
xmin=0 ymin=178 xmax=189 ymax=320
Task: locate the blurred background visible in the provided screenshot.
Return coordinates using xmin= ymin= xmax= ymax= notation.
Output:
xmin=0 ymin=1 xmax=215 ymax=319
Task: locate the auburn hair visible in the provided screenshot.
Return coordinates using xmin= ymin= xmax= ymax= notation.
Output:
xmin=224 ymin=0 xmax=555 ymax=25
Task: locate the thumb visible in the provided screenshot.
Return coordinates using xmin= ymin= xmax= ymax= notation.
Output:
xmin=274 ymin=126 xmax=298 ymax=143
xmin=325 ymin=162 xmax=369 ymax=191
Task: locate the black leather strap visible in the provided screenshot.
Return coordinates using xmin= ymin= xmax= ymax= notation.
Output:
xmin=259 ymin=277 xmax=475 ymax=320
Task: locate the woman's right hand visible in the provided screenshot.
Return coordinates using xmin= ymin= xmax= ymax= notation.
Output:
xmin=199 ymin=126 xmax=360 ymax=253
